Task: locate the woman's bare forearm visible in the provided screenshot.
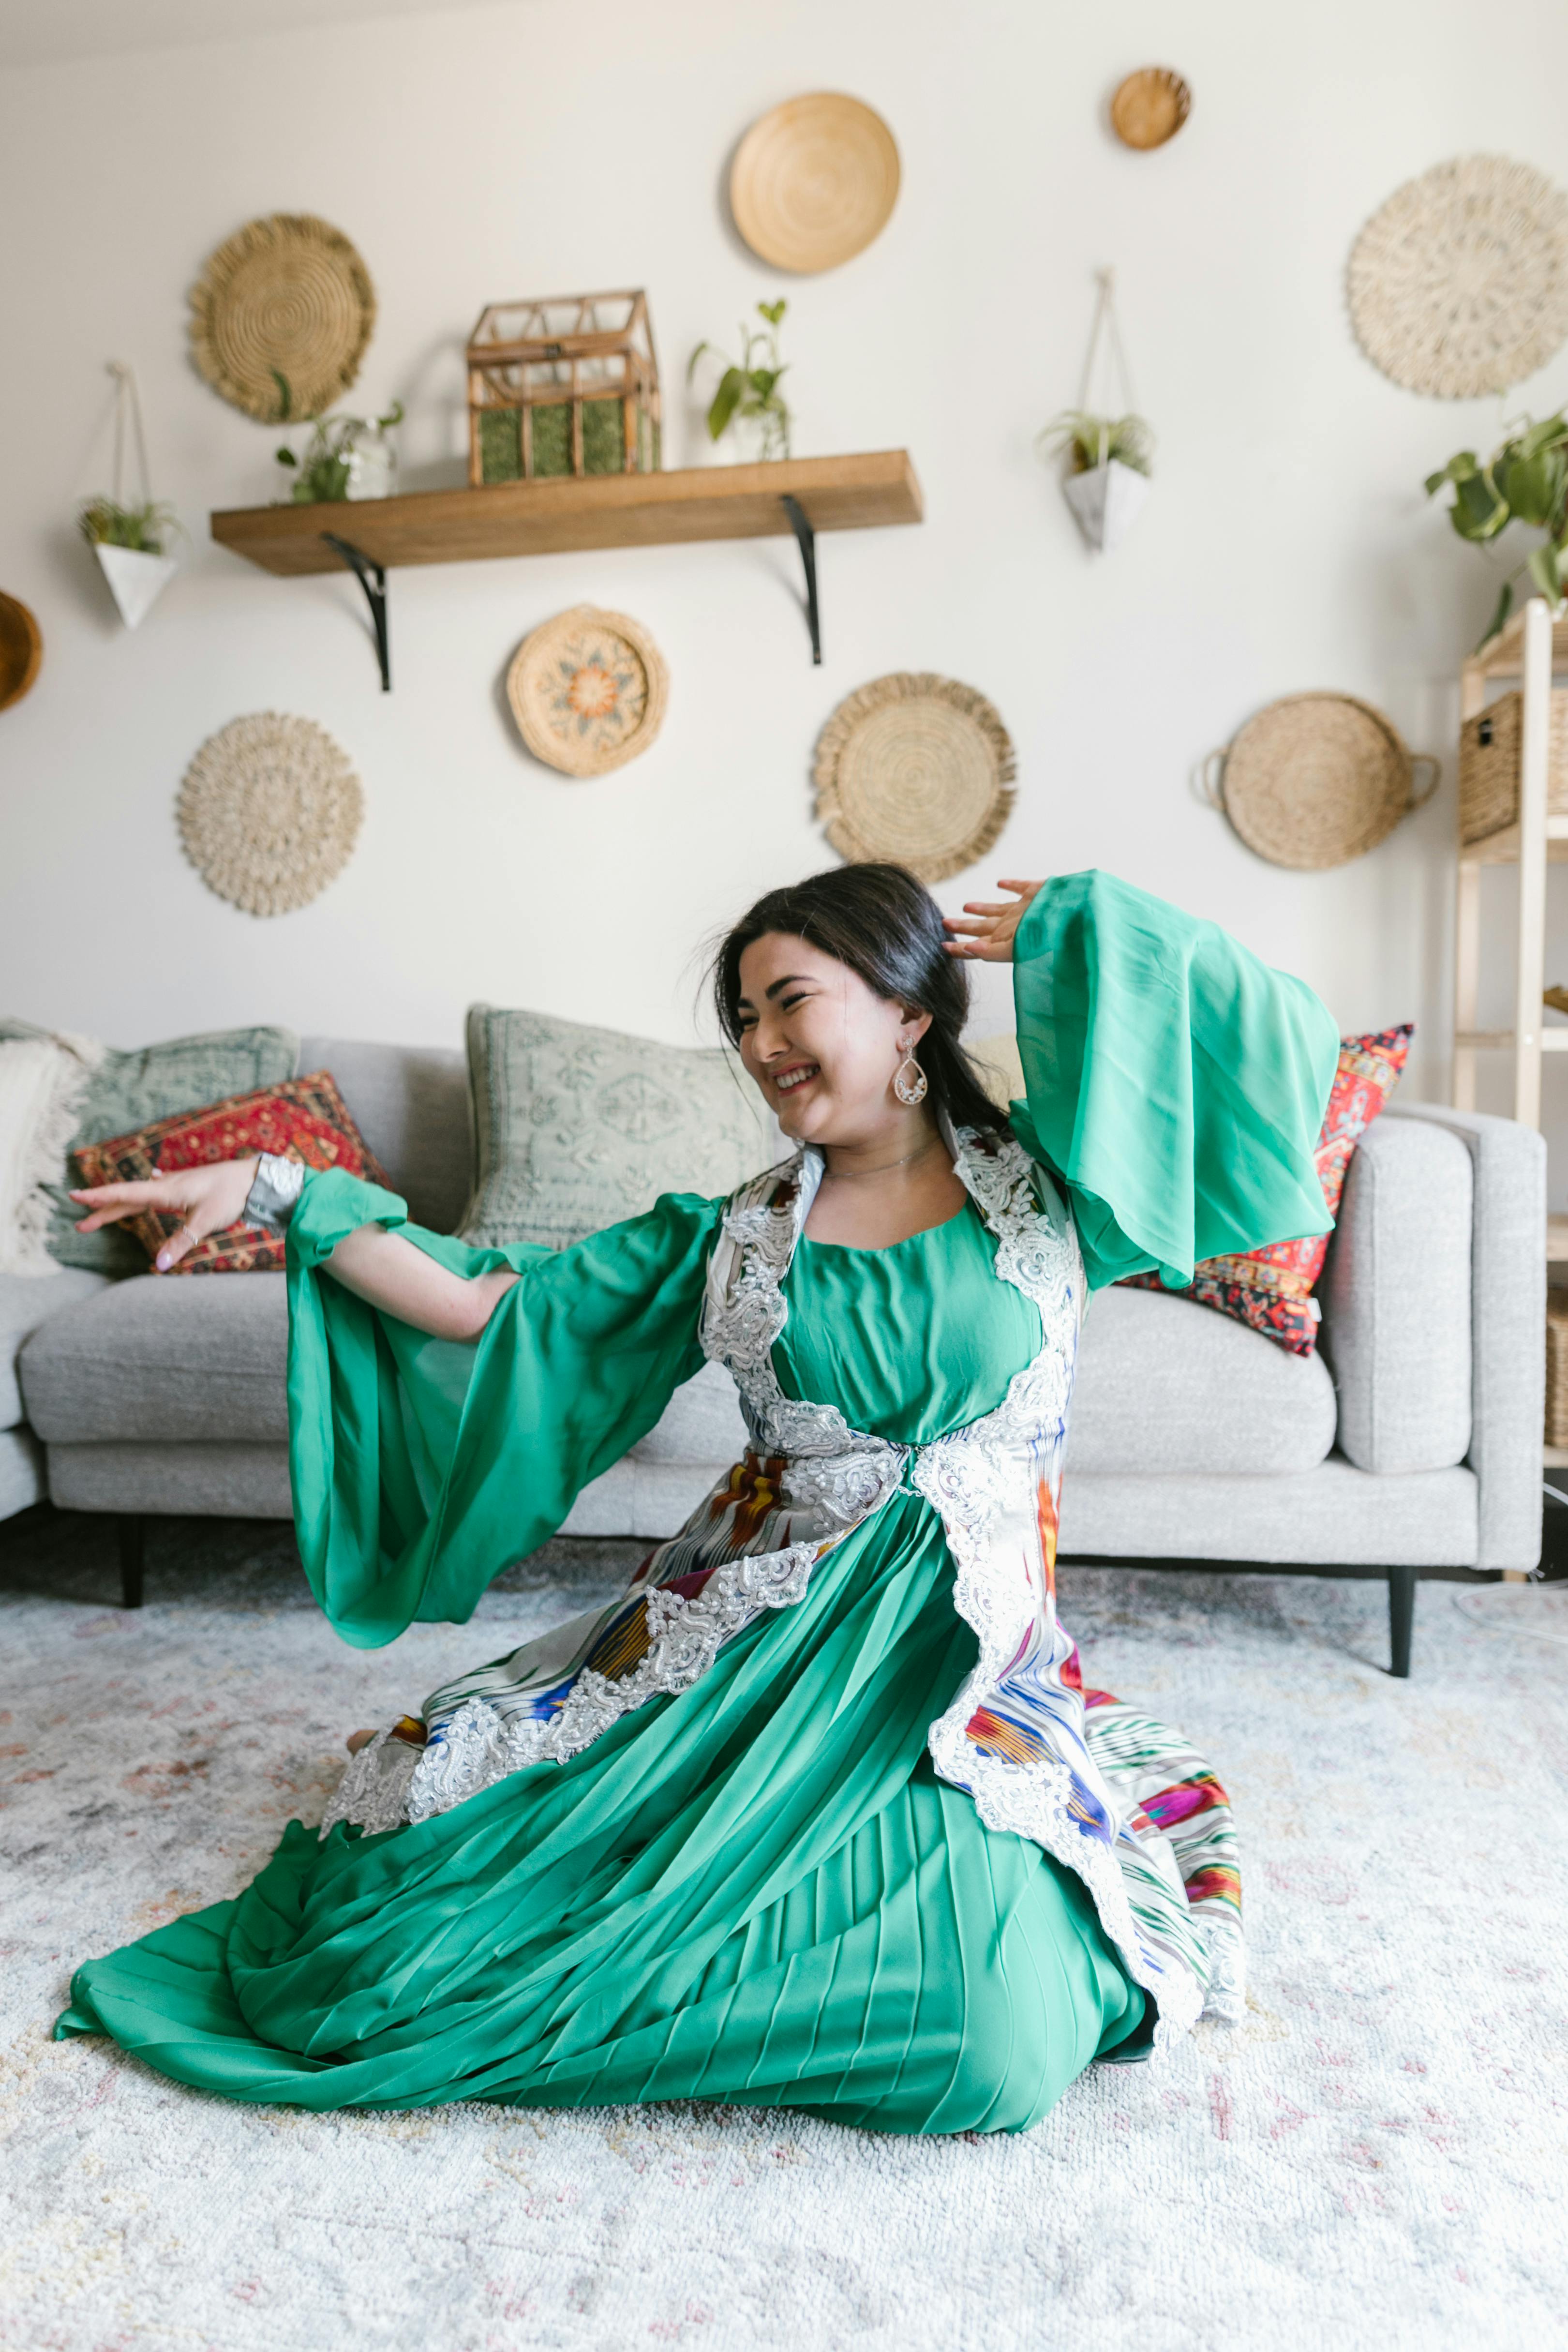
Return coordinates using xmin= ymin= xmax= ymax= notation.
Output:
xmin=326 ymin=1223 xmax=519 ymax=1339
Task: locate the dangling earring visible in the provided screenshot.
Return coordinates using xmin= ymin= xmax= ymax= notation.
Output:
xmin=893 ymin=1040 xmax=928 ymax=1106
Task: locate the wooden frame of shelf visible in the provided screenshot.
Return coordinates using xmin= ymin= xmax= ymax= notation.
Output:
xmin=1454 ymin=598 xmax=1568 ymax=1126
xmin=1454 ymin=599 xmax=1568 ymax=1487
xmin=210 ymin=450 xmax=924 ymax=684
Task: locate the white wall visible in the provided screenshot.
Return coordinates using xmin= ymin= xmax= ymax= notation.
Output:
xmin=2 ymin=0 xmax=1568 ymax=1178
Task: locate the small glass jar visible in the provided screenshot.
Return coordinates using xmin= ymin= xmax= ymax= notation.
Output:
xmin=345 ymin=420 xmax=398 ymax=501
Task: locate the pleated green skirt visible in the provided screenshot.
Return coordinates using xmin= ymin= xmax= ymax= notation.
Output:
xmin=56 ymin=1497 xmax=1145 ymax=2133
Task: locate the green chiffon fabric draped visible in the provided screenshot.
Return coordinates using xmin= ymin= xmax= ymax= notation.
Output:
xmin=55 ymin=871 xmax=1339 ymax=2131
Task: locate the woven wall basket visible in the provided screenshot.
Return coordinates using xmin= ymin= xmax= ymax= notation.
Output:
xmin=730 ymin=92 xmax=900 ymax=274
xmin=1348 ymin=156 xmax=1568 ymax=398
xmin=1109 ymin=67 xmax=1192 ymax=151
xmin=1203 ymin=693 xmax=1438 ymax=871
xmin=813 ymin=673 xmax=1016 ymax=884
xmin=177 ymin=713 xmax=363 ymax=917
xmin=0 ymin=592 xmax=42 ymax=713
xmin=507 ymin=606 xmax=669 ymax=778
xmin=190 ymin=213 xmax=376 ymax=422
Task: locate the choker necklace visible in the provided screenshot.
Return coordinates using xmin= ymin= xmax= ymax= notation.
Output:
xmin=821 ymin=1132 xmax=941 ymax=1181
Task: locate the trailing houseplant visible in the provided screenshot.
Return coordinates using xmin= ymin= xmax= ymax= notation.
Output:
xmin=271 ymin=371 xmax=404 ymax=503
xmin=1426 ymin=410 xmax=1568 ymax=647
xmin=687 ymin=300 xmax=791 ymax=461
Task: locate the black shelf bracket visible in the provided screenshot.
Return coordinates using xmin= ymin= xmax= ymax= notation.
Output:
xmin=321 ymin=533 xmax=390 ymax=691
xmin=780 ymin=494 xmax=821 ymax=665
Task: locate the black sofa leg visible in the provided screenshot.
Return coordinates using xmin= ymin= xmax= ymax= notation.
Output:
xmin=118 ymin=1514 xmax=146 ymax=1610
xmin=1387 ymin=1567 xmax=1416 ymax=1678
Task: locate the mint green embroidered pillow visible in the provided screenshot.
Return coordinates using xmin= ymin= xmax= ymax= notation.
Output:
xmin=461 ymin=1005 xmax=776 ymax=1251
xmin=0 ymin=1019 xmax=299 ymax=1273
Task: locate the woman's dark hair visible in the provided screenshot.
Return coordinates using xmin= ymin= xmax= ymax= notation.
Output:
xmin=712 ymin=862 xmax=1006 ymax=1136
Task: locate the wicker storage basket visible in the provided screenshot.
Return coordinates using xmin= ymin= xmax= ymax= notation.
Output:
xmin=1459 ymin=689 xmax=1568 ymax=845
xmin=1547 ymin=1294 xmax=1568 ymax=1447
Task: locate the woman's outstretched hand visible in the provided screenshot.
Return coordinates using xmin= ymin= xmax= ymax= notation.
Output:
xmin=941 ymin=878 xmax=1045 ymax=961
xmin=70 ymin=1157 xmax=260 ymax=1272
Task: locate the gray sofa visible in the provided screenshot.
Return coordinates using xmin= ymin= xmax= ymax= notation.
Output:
xmin=6 ymin=1034 xmax=1546 ymax=1677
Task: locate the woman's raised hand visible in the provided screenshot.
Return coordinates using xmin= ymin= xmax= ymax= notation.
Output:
xmin=941 ymin=878 xmax=1045 ymax=961
xmin=70 ymin=1157 xmax=261 ymax=1272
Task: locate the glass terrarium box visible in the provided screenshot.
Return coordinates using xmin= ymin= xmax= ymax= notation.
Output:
xmin=466 ymin=289 xmax=661 ymax=485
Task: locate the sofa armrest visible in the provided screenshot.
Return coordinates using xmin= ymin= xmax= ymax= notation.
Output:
xmin=1381 ymin=1100 xmax=1544 ymax=1569
xmin=1318 ymin=1114 xmax=1473 ymax=1475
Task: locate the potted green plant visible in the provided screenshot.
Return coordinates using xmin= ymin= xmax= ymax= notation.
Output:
xmin=687 ymin=300 xmax=791 ymax=461
xmin=80 ymin=362 xmax=182 ymax=629
xmin=78 ymin=496 xmax=181 ymax=630
xmin=1426 ymin=410 xmax=1568 ymax=647
xmin=272 ymin=372 xmax=404 ymax=504
xmin=1036 ymin=407 xmax=1154 ymax=551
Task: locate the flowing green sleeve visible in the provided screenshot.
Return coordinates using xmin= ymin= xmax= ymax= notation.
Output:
xmin=1008 ymin=870 xmax=1339 ymax=1292
xmin=283 ymin=1171 xmax=722 ymax=1647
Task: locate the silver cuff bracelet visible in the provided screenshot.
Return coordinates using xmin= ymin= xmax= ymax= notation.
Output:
xmin=242 ymin=1152 xmax=307 ymax=1232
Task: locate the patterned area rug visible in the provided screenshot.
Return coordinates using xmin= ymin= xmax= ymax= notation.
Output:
xmin=1 ymin=1513 xmax=1565 ymax=2352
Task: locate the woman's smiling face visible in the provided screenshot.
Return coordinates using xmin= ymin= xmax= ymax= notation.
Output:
xmin=734 ymin=931 xmax=931 ymax=1146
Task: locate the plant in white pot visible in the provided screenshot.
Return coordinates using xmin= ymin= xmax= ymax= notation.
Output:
xmin=1037 ymin=407 xmax=1154 ymax=552
xmin=79 ymin=363 xmax=181 ymax=629
xmin=1036 ymin=268 xmax=1153 ymax=554
xmin=78 ymin=495 xmax=181 ymax=629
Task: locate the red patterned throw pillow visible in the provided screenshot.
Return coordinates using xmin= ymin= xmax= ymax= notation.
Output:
xmin=74 ymin=1071 xmax=389 ymax=1274
xmin=1122 ymin=1026 xmax=1413 ymax=1356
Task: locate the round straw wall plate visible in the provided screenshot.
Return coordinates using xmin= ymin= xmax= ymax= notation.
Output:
xmin=1348 ymin=155 xmax=1568 ymax=398
xmin=1204 ymin=692 xmax=1438 ymax=870
xmin=190 ymin=212 xmax=376 ymax=422
xmin=0 ymin=593 xmax=43 ymax=712
xmin=178 ymin=712 xmax=363 ymax=917
xmin=730 ymin=93 xmax=900 ymax=274
xmin=1110 ymin=67 xmax=1192 ymax=151
xmin=813 ymin=673 xmax=1015 ymax=884
xmin=507 ymin=606 xmax=669 ymax=779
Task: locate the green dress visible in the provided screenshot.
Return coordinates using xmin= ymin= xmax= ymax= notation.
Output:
xmin=55 ymin=873 xmax=1337 ymax=2133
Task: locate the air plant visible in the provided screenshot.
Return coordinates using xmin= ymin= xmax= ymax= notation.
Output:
xmin=77 ymin=497 xmax=180 ymax=555
xmin=1036 ymin=408 xmax=1155 ymax=478
xmin=1426 ymin=410 xmax=1568 ymax=649
xmin=688 ymin=300 xmax=791 ymax=461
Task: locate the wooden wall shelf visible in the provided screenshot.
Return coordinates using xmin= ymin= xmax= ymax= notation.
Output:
xmin=210 ymin=451 xmax=924 ymax=684
xmin=212 ymin=451 xmax=921 ymax=574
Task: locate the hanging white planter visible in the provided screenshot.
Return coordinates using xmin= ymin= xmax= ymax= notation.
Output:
xmin=1037 ymin=267 xmax=1155 ymax=557
xmin=1061 ymin=457 xmax=1150 ymax=553
xmin=93 ymin=542 xmax=179 ymax=630
xmin=78 ymin=361 xmax=182 ymax=632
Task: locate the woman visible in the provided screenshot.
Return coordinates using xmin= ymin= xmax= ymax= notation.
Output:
xmin=54 ymin=869 xmax=1336 ymax=2133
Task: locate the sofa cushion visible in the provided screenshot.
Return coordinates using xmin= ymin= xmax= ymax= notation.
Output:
xmin=22 ymin=1271 xmax=748 ymax=1465
xmin=299 ymin=1037 xmax=472 ymax=1235
xmin=1067 ymin=1283 xmax=1337 ymax=1475
xmin=462 ymin=1004 xmax=775 ymax=1251
xmin=0 ymin=1267 xmax=110 ymax=1429
xmin=21 ymin=1273 xmax=291 ymax=1444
